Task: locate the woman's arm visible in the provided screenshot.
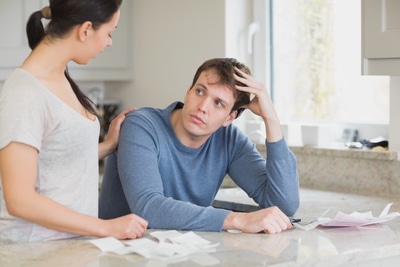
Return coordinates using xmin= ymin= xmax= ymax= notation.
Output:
xmin=0 ymin=142 xmax=147 ymax=239
xmin=98 ymin=107 xmax=136 ymax=160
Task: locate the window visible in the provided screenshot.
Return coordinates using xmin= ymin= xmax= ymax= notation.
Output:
xmin=248 ymin=0 xmax=389 ymax=146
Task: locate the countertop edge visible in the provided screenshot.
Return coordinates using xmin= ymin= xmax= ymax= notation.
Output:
xmin=255 ymin=144 xmax=399 ymax=161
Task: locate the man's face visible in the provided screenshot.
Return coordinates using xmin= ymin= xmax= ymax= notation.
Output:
xmin=181 ymin=70 xmax=237 ymax=140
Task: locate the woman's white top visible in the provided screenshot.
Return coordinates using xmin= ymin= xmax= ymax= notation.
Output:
xmin=0 ymin=69 xmax=99 ymax=243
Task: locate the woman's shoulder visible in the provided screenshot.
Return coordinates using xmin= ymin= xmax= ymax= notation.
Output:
xmin=2 ymin=68 xmax=41 ymax=94
xmin=6 ymin=68 xmax=36 ymax=82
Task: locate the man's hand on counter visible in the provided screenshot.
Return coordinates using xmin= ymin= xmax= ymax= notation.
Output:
xmin=222 ymin=206 xmax=293 ymax=234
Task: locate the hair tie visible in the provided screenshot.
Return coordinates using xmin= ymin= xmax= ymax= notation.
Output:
xmin=41 ymin=6 xmax=52 ymax=19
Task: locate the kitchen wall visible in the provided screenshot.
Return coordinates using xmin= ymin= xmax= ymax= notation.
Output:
xmin=103 ymin=0 xmax=251 ymax=111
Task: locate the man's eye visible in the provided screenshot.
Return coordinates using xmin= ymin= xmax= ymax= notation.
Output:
xmin=196 ymin=89 xmax=204 ymax=95
xmin=215 ymin=101 xmax=223 ymax=108
xmin=108 ymin=34 xmax=113 ymax=39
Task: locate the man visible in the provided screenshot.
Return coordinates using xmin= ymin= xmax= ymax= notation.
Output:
xmin=99 ymin=58 xmax=299 ymax=234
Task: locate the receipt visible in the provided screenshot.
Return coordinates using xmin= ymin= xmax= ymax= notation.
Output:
xmin=88 ymin=230 xmax=220 ymax=261
xmin=295 ymin=203 xmax=400 ymax=231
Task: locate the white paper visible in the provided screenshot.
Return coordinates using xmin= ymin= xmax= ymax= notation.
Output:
xmin=121 ymin=238 xmax=160 ymax=256
xmin=294 ymin=218 xmax=331 ymax=231
xmin=169 ymin=231 xmax=211 ymax=247
xmin=295 ymin=203 xmax=400 ymax=231
xmin=88 ymin=236 xmax=125 ymax=252
xmin=124 ymin=237 xmax=158 ymax=248
xmin=150 ymin=230 xmax=182 ymax=243
xmin=88 ymin=231 xmax=219 ymax=261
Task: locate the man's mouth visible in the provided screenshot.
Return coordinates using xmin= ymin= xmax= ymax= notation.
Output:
xmin=191 ymin=115 xmax=205 ymax=125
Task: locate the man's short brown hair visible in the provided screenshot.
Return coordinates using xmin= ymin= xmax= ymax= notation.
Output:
xmin=190 ymin=58 xmax=251 ymax=118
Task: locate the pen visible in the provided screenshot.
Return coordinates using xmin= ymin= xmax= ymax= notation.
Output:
xmin=290 ymin=218 xmax=301 ymax=224
xmin=256 ymin=218 xmax=302 ymax=233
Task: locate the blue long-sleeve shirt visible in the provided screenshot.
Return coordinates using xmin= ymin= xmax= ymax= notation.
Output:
xmin=99 ymin=102 xmax=299 ymax=231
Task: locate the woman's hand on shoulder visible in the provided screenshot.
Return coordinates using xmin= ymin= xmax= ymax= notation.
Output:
xmin=99 ymin=107 xmax=136 ymax=159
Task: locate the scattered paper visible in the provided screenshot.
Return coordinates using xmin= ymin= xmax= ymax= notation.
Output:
xmin=122 ymin=238 xmax=161 ymax=257
xmin=88 ymin=236 xmax=125 ymax=252
xmin=294 ymin=218 xmax=331 ymax=231
xmin=169 ymin=231 xmax=211 ymax=247
xmin=150 ymin=230 xmax=182 ymax=243
xmin=88 ymin=230 xmax=220 ymax=262
xmin=295 ymin=203 xmax=400 ymax=231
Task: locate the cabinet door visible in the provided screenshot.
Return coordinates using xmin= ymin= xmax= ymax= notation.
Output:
xmin=362 ymin=0 xmax=400 ymax=75
xmin=0 ymin=0 xmax=132 ymax=81
xmin=0 ymin=0 xmax=46 ymax=80
xmin=363 ymin=0 xmax=400 ymax=59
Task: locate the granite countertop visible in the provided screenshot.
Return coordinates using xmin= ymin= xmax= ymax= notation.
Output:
xmin=256 ymin=144 xmax=399 ymax=161
xmin=1 ymin=188 xmax=400 ymax=267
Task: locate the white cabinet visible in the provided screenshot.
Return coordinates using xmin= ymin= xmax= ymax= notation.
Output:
xmin=362 ymin=0 xmax=400 ymax=75
xmin=0 ymin=0 xmax=45 ymax=80
xmin=0 ymin=0 xmax=132 ymax=81
xmin=362 ymin=0 xmax=400 ymax=152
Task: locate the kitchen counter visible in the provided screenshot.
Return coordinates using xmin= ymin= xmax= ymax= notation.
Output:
xmin=2 ymin=188 xmax=400 ymax=267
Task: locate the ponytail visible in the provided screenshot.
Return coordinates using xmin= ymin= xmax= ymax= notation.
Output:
xmin=65 ymin=69 xmax=97 ymax=115
xmin=26 ymin=11 xmax=46 ymax=50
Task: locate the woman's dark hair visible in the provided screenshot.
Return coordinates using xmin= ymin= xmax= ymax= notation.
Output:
xmin=26 ymin=0 xmax=123 ymax=115
xmin=190 ymin=58 xmax=251 ymax=118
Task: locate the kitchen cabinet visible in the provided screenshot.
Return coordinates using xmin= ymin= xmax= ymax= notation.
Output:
xmin=0 ymin=0 xmax=43 ymax=80
xmin=362 ymin=0 xmax=400 ymax=152
xmin=362 ymin=0 xmax=400 ymax=75
xmin=0 ymin=0 xmax=133 ymax=81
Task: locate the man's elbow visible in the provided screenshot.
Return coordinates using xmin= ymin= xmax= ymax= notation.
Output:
xmin=282 ymin=197 xmax=300 ymax=217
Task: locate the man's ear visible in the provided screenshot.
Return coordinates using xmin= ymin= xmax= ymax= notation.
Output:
xmin=78 ymin=21 xmax=93 ymax=42
xmin=222 ymin=110 xmax=238 ymax=127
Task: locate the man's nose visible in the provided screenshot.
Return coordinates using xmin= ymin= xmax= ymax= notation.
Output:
xmin=198 ymin=98 xmax=211 ymax=113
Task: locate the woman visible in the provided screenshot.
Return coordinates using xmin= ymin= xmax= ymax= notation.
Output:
xmin=0 ymin=0 xmax=147 ymax=243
